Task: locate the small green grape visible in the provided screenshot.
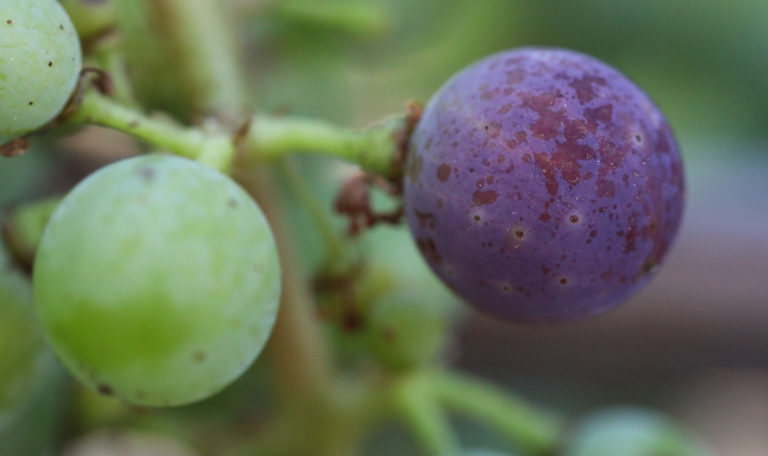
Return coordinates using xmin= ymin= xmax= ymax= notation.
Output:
xmin=58 ymin=0 xmax=116 ymax=40
xmin=0 ymin=0 xmax=82 ymax=144
xmin=0 ymin=241 xmax=65 ymax=455
xmin=366 ymin=290 xmax=447 ymax=371
xmin=563 ymin=407 xmax=709 ymax=456
xmin=34 ymin=155 xmax=282 ymax=407
xmin=0 ymin=243 xmax=45 ymax=417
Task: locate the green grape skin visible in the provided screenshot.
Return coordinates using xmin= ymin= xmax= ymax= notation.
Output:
xmin=563 ymin=407 xmax=709 ymax=456
xmin=33 ymin=155 xmax=281 ymax=407
xmin=366 ymin=290 xmax=447 ymax=371
xmin=0 ymin=0 xmax=82 ymax=144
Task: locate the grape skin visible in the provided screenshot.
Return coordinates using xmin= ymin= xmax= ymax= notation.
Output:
xmin=0 ymin=0 xmax=82 ymax=144
xmin=367 ymin=290 xmax=446 ymax=371
xmin=404 ymin=48 xmax=684 ymax=323
xmin=34 ymin=155 xmax=281 ymax=407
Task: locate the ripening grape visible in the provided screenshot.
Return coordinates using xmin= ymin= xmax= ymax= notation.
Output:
xmin=34 ymin=155 xmax=281 ymax=407
xmin=563 ymin=408 xmax=708 ymax=456
xmin=366 ymin=290 xmax=446 ymax=371
xmin=0 ymin=0 xmax=82 ymax=144
xmin=404 ymin=48 xmax=684 ymax=322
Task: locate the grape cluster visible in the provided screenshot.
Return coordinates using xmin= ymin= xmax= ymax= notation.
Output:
xmin=0 ymin=0 xmax=82 ymax=144
xmin=34 ymin=155 xmax=281 ymax=406
xmin=404 ymin=48 xmax=684 ymax=322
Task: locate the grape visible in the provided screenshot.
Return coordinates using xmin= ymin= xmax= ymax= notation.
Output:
xmin=366 ymin=290 xmax=446 ymax=371
xmin=563 ymin=408 xmax=708 ymax=456
xmin=59 ymin=0 xmax=116 ymax=40
xmin=0 ymin=241 xmax=63 ymax=456
xmin=0 ymin=242 xmax=44 ymax=415
xmin=404 ymin=48 xmax=684 ymax=322
xmin=33 ymin=155 xmax=281 ymax=406
xmin=0 ymin=0 xmax=82 ymax=144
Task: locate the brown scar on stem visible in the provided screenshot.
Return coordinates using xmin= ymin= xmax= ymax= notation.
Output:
xmin=0 ymin=138 xmax=30 ymax=158
xmin=390 ymin=100 xmax=423 ymax=182
xmin=334 ymin=172 xmax=405 ymax=237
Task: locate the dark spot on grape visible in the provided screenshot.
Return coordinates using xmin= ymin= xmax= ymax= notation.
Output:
xmin=520 ymin=92 xmax=567 ymax=140
xmin=559 ymin=277 xmax=568 ymax=285
xmin=416 ymin=237 xmax=442 ymax=265
xmin=472 ymin=190 xmax=498 ymax=205
xmin=415 ymin=210 xmax=437 ymax=229
xmin=138 ymin=167 xmax=155 ymax=181
xmin=342 ymin=312 xmax=363 ymax=331
xmin=515 ymin=230 xmax=525 ymax=238
xmin=568 ymin=74 xmax=607 ymax=104
xmin=436 ymin=163 xmax=451 ymax=182
xmin=98 ymin=384 xmax=113 ymax=396
xmin=227 ymin=198 xmax=238 ymax=208
xmin=48 ymin=61 xmax=53 ymax=67
xmin=634 ymin=134 xmax=642 ymax=143
xmin=381 ymin=327 xmax=396 ymax=342
xmin=59 ymin=24 xmax=64 ymax=30
xmin=27 ymin=101 xmax=33 ymax=106
xmin=595 ymin=179 xmax=615 ymax=198
xmin=5 ymin=20 xmax=12 ymax=25
xmin=590 ymin=229 xmax=598 ymax=237
xmin=584 ymin=104 xmax=613 ymax=126
xmin=473 ymin=215 xmax=481 ymax=221
xmin=569 ymin=215 xmax=579 ymax=224
xmin=193 ymin=351 xmax=206 ymax=362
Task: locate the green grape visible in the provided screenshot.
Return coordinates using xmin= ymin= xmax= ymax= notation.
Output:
xmin=2 ymin=195 xmax=62 ymax=266
xmin=34 ymin=155 xmax=281 ymax=407
xmin=0 ymin=241 xmax=64 ymax=456
xmin=0 ymin=243 xmax=44 ymax=416
xmin=59 ymin=0 xmax=116 ymax=40
xmin=0 ymin=0 xmax=82 ymax=144
xmin=563 ymin=407 xmax=709 ymax=456
xmin=366 ymin=290 xmax=447 ymax=371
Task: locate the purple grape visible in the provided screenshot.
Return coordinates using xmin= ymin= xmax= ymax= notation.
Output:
xmin=404 ymin=48 xmax=684 ymax=322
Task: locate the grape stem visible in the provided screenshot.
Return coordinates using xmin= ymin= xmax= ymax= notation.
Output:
xmin=66 ymin=89 xmax=405 ymax=177
xmin=390 ymin=372 xmax=460 ymax=455
xmin=431 ymin=371 xmax=563 ymax=454
xmin=68 ymin=90 xmax=234 ymax=171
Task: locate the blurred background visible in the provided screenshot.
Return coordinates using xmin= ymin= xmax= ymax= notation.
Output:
xmin=2 ymin=0 xmax=768 ymax=454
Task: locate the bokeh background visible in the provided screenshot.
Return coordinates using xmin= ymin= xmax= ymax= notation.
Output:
xmin=2 ymin=0 xmax=767 ymax=454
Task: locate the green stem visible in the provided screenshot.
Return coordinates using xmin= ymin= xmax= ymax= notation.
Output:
xmin=275 ymin=0 xmax=392 ymax=36
xmin=392 ymin=373 xmax=460 ymax=456
xmin=432 ymin=372 xmax=562 ymax=455
xmin=243 ymin=115 xmax=404 ymax=177
xmin=69 ymin=91 xmax=234 ymax=171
